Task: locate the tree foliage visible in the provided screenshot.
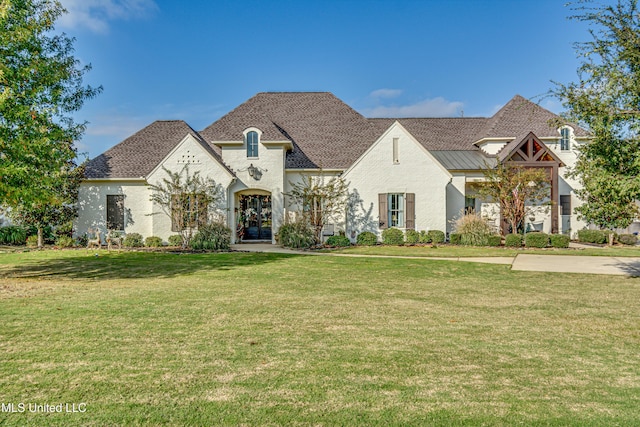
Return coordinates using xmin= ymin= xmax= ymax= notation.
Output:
xmin=285 ymin=173 xmax=348 ymax=244
xmin=148 ymin=166 xmax=224 ymax=248
xmin=554 ymin=0 xmax=640 ymax=229
xmin=477 ymin=163 xmax=550 ymax=235
xmin=0 ymin=0 xmax=101 ymax=245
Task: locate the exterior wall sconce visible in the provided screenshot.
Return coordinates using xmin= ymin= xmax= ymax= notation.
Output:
xmin=239 ymin=163 xmax=267 ymax=180
xmin=248 ymin=164 xmax=257 ymax=178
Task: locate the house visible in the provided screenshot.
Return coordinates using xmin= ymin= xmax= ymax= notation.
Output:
xmin=76 ymin=92 xmax=590 ymax=244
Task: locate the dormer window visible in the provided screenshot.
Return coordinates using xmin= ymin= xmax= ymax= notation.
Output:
xmin=560 ymin=127 xmax=571 ymax=151
xmin=246 ymin=131 xmax=259 ymax=158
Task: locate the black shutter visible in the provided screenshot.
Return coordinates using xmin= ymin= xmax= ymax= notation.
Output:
xmin=378 ymin=193 xmax=388 ymax=229
xmin=405 ymin=193 xmax=415 ymax=230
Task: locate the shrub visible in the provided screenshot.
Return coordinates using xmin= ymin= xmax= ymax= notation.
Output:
xmin=419 ymin=230 xmax=431 ymax=244
xmin=577 ymin=229 xmax=607 ymax=244
xmin=279 ymin=220 xmax=316 ymax=249
xmin=451 ymin=212 xmax=493 ymax=246
xmin=325 ymin=235 xmax=351 ymax=247
xmin=55 ymin=235 xmax=75 ymax=248
xmin=168 ymin=235 xmax=183 ymax=247
xmin=550 ymin=234 xmax=570 ymax=248
xmin=487 ymin=235 xmax=502 ymax=247
xmin=449 ymin=232 xmax=461 ymax=245
xmin=145 ymin=236 xmax=164 ymax=247
xmin=382 ymin=227 xmax=404 ymax=245
xmin=0 ymin=226 xmax=27 ymax=245
xmin=525 ymin=232 xmax=549 ymax=248
xmin=405 ymin=229 xmax=420 ymax=245
xmin=26 ymin=235 xmax=38 ymax=247
xmin=428 ymin=230 xmax=445 ymax=244
xmin=190 ymin=223 xmax=231 ymax=251
xmin=356 ymin=231 xmax=377 ymax=246
xmin=123 ymin=233 xmax=144 ymax=248
xmin=505 ymin=233 xmax=523 ymax=247
xmin=618 ymin=234 xmax=638 ymax=245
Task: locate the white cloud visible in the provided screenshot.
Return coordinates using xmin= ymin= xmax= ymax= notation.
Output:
xmin=369 ymin=88 xmax=403 ymax=99
xmin=363 ymin=97 xmax=464 ymax=118
xmin=58 ymin=0 xmax=158 ymax=33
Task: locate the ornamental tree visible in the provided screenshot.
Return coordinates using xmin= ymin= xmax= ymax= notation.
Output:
xmin=554 ymin=0 xmax=640 ymax=231
xmin=477 ymin=162 xmax=551 ymax=235
xmin=284 ymin=172 xmax=348 ymax=243
xmin=148 ymin=166 xmax=225 ymax=248
xmin=0 ymin=0 xmax=101 ymax=245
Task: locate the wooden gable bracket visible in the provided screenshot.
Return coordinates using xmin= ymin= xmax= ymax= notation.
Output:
xmin=499 ymin=132 xmax=565 ymax=234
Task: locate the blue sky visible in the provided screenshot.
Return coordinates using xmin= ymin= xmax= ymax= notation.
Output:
xmin=57 ymin=0 xmax=600 ymax=159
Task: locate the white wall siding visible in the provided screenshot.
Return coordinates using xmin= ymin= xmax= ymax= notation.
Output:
xmin=343 ymin=122 xmax=451 ymax=238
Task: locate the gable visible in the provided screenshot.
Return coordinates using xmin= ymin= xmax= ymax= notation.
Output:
xmin=498 ymin=132 xmax=565 ymax=167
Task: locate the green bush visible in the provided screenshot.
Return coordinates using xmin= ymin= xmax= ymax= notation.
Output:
xmin=419 ymin=230 xmax=431 ymax=244
xmin=279 ymin=220 xmax=316 ymax=249
xmin=26 ymin=235 xmax=38 ymax=247
xmin=0 ymin=226 xmax=27 ymax=245
xmin=145 ymin=236 xmax=164 ymax=247
xmin=428 ymin=230 xmax=445 ymax=244
xmin=382 ymin=227 xmax=404 ymax=245
xmin=550 ymin=234 xmax=570 ymax=248
xmin=405 ymin=229 xmax=420 ymax=245
xmin=168 ymin=235 xmax=183 ymax=247
xmin=325 ymin=235 xmax=351 ymax=247
xmin=190 ymin=223 xmax=231 ymax=251
xmin=505 ymin=233 xmax=523 ymax=247
xmin=525 ymin=232 xmax=549 ymax=248
xmin=55 ymin=235 xmax=75 ymax=248
xmin=577 ymin=229 xmax=607 ymax=244
xmin=123 ymin=233 xmax=144 ymax=248
xmin=449 ymin=233 xmax=461 ymax=245
xmin=487 ymin=235 xmax=502 ymax=247
xmin=618 ymin=233 xmax=638 ymax=245
xmin=356 ymin=231 xmax=377 ymax=246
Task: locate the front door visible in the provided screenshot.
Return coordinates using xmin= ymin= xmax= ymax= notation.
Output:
xmin=239 ymin=195 xmax=272 ymax=240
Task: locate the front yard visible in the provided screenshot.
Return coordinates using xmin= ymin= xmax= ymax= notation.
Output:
xmin=1 ymin=250 xmax=639 ymax=426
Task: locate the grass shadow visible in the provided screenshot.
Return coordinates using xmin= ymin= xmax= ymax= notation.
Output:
xmin=0 ymin=250 xmax=300 ymax=280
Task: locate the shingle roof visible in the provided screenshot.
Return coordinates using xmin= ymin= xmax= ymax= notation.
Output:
xmin=200 ymin=92 xmax=382 ymax=169
xmin=85 ymin=120 xmax=231 ymax=179
xmin=87 ymin=93 xmax=590 ymax=178
xmin=475 ymin=94 xmax=589 ymax=141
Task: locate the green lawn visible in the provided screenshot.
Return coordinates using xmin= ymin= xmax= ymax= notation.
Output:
xmin=1 ymin=250 xmax=639 ymax=426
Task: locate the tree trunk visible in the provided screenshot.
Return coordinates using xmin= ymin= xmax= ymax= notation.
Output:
xmin=37 ymin=226 xmax=44 ymax=249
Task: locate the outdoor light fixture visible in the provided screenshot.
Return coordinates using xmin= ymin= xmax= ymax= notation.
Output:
xmin=248 ymin=164 xmax=256 ymax=177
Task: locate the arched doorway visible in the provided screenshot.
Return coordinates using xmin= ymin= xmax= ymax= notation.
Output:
xmin=237 ymin=192 xmax=272 ymax=241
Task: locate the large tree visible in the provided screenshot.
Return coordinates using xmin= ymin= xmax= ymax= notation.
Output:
xmin=554 ymin=0 xmax=640 ymax=231
xmin=0 ymin=0 xmax=101 ymax=245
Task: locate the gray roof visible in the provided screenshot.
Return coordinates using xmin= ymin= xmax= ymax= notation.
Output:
xmin=85 ymin=120 xmax=231 ymax=179
xmin=431 ymin=151 xmax=497 ymax=171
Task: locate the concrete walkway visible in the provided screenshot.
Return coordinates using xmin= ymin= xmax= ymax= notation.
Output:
xmin=231 ymin=243 xmax=640 ymax=276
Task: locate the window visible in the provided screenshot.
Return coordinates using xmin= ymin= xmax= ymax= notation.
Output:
xmin=560 ymin=195 xmax=572 ymax=216
xmin=378 ymin=193 xmax=414 ymax=229
xmin=393 ymin=137 xmax=399 ymax=164
xmin=560 ymin=128 xmax=570 ymax=151
xmin=171 ymin=193 xmax=207 ymax=231
xmin=247 ymin=131 xmax=259 ymax=158
xmin=106 ymin=195 xmax=125 ymax=230
xmin=464 ymin=196 xmax=476 ymax=214
xmin=388 ymin=194 xmax=404 ymax=227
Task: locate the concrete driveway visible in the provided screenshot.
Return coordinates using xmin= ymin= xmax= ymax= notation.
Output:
xmin=511 ymin=254 xmax=640 ymax=276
